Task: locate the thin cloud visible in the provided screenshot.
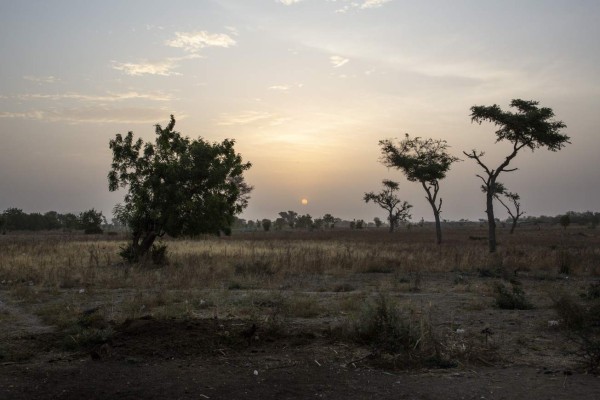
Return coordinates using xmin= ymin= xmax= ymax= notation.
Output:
xmin=277 ymin=0 xmax=304 ymax=5
xmin=330 ymin=55 xmax=349 ymax=68
xmin=268 ymin=83 xmax=303 ymax=91
xmin=216 ymin=111 xmax=288 ymax=126
xmin=360 ymin=0 xmax=392 ymax=9
xmin=22 ymin=75 xmax=60 ymax=84
xmin=19 ymin=91 xmax=174 ymax=102
xmin=112 ymin=59 xmax=180 ymax=76
xmin=166 ymin=31 xmax=236 ymax=52
xmin=334 ymin=0 xmax=392 ymax=13
xmin=0 ymin=107 xmax=175 ymax=124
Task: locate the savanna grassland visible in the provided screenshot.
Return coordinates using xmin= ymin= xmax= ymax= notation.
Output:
xmin=1 ymin=226 xmax=600 ymax=399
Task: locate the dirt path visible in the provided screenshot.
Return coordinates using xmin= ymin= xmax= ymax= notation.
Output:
xmin=0 ymin=290 xmax=54 ymax=338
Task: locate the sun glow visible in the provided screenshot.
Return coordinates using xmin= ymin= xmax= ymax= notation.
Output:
xmin=301 ymin=198 xmax=308 ymax=205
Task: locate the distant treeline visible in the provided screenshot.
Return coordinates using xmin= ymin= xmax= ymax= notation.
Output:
xmin=0 ymin=208 xmax=110 ymax=233
xmin=520 ymin=211 xmax=600 ymax=227
xmin=233 ymin=210 xmax=600 ymax=231
xmin=2 ymin=208 xmax=598 ymax=233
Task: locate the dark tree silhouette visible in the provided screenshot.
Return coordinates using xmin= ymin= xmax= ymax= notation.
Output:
xmin=483 ymin=182 xmax=524 ymax=234
xmin=278 ymin=211 xmax=298 ymax=229
xmin=364 ymin=180 xmax=412 ymax=232
xmin=109 ymin=115 xmax=252 ymax=262
xmin=380 ymin=134 xmax=459 ymax=243
xmin=464 ymin=99 xmax=569 ymax=252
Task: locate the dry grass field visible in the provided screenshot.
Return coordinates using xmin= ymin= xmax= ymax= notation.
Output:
xmin=1 ymin=226 xmax=600 ymax=399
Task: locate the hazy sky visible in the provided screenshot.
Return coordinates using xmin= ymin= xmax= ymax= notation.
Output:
xmin=1 ymin=0 xmax=599 ymax=222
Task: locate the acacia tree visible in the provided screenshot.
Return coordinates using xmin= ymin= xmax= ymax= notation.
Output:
xmin=464 ymin=99 xmax=569 ymax=252
xmin=380 ymin=134 xmax=459 ymax=244
xmin=483 ymin=182 xmax=524 ymax=234
xmin=109 ymin=115 xmax=252 ymax=262
xmin=364 ymin=180 xmax=412 ymax=232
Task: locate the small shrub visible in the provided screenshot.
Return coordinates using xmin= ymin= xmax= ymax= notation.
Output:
xmin=150 ymin=243 xmax=168 ymax=266
xmin=551 ymin=293 xmax=600 ymax=373
xmin=553 ymin=294 xmax=587 ymax=330
xmin=493 ymin=283 xmax=533 ymax=310
xmin=352 ymin=294 xmax=421 ymax=354
xmin=557 ymin=249 xmax=571 ymax=275
xmin=585 ymin=282 xmax=600 ymax=300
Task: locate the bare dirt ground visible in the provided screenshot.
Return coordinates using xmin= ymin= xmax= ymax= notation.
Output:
xmin=2 ymin=278 xmax=600 ymax=399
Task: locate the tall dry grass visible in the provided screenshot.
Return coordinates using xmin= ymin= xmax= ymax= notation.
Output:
xmin=0 ymin=227 xmax=598 ymax=292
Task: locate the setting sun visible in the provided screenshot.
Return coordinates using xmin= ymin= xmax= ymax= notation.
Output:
xmin=301 ymin=198 xmax=309 ymax=205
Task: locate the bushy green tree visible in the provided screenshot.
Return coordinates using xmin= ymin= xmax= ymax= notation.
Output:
xmin=464 ymin=99 xmax=569 ymax=252
xmin=79 ymin=209 xmax=105 ymax=234
xmin=108 ymin=115 xmax=252 ymax=262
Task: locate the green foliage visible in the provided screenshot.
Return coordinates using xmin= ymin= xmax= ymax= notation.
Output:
xmin=108 ymin=115 xmax=251 ymax=262
xmin=493 ymin=283 xmax=533 ymax=310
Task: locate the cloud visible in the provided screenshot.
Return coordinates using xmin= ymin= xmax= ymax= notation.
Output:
xmin=22 ymin=75 xmax=60 ymax=84
xmin=277 ymin=0 xmax=304 ymax=5
xmin=0 ymin=107 xmax=175 ymax=124
xmin=333 ymin=0 xmax=392 ymax=13
xmin=359 ymin=0 xmax=392 ymax=9
xmin=330 ymin=55 xmax=349 ymax=68
xmin=216 ymin=111 xmax=288 ymax=126
xmin=19 ymin=91 xmax=174 ymax=103
xmin=112 ymin=59 xmax=180 ymax=76
xmin=268 ymin=83 xmax=304 ymax=91
xmin=165 ymin=31 xmax=236 ymax=52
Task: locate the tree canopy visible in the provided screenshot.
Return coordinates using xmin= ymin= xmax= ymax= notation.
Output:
xmin=109 ymin=115 xmax=252 ymax=261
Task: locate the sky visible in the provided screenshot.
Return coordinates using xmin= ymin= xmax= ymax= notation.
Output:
xmin=1 ymin=0 xmax=599 ymax=223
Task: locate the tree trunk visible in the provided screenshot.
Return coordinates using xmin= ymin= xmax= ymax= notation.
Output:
xmin=388 ymin=211 xmax=394 ymax=233
xmin=129 ymin=231 xmax=158 ymax=262
xmin=510 ymin=218 xmax=517 ymax=234
xmin=486 ymin=191 xmax=497 ymax=253
xmin=138 ymin=231 xmax=158 ymax=258
xmin=433 ymin=210 xmax=442 ymax=245
xmin=425 ymin=198 xmax=443 ymax=245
